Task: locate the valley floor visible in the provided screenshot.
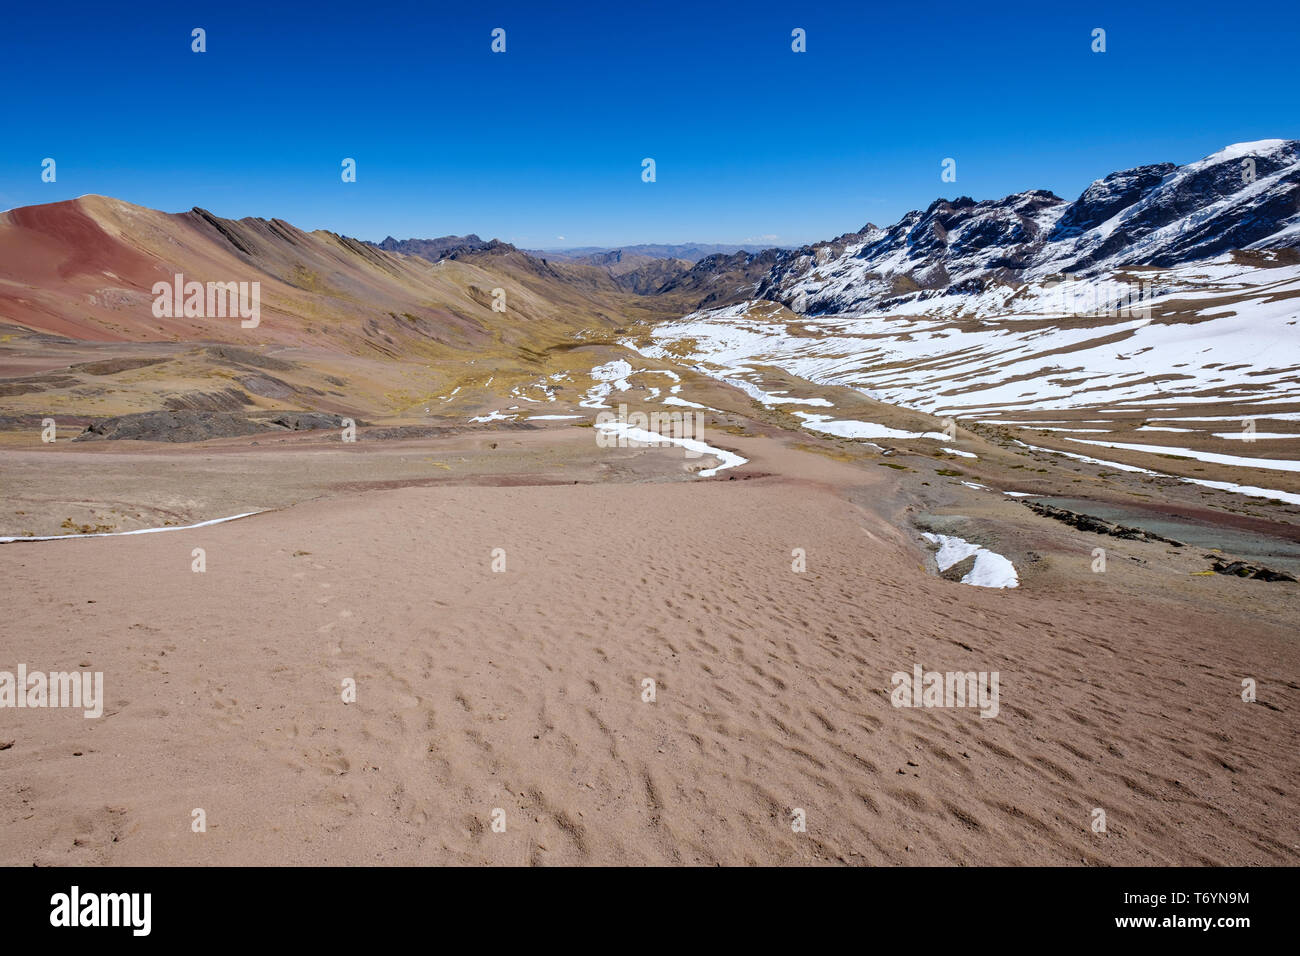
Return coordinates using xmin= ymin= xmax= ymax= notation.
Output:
xmin=1 ymin=427 xmax=1296 ymax=865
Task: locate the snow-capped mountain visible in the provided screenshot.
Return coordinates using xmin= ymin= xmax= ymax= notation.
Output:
xmin=631 ymin=143 xmax=1300 ymax=475
xmin=704 ymin=141 xmax=1300 ymax=315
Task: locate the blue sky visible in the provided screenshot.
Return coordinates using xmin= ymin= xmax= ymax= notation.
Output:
xmin=2 ymin=0 xmax=1297 ymax=249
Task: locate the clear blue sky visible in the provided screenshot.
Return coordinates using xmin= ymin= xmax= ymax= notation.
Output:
xmin=2 ymin=0 xmax=1296 ymax=249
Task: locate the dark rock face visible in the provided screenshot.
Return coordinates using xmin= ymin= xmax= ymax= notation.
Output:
xmin=1025 ymin=501 xmax=1184 ymax=546
xmin=73 ymin=410 xmax=367 ymax=442
xmin=1025 ymin=501 xmax=1295 ymax=581
xmin=1047 ymin=164 xmax=1175 ymax=239
xmin=1206 ymin=556 xmax=1297 ymax=582
xmin=1057 ymin=145 xmax=1300 ymax=271
xmin=657 ymin=247 xmax=792 ymax=307
xmin=74 ymin=411 xmax=272 ymax=443
xmin=705 ymin=189 xmax=1071 ymax=314
xmin=939 ymin=553 xmax=979 ymax=583
xmin=269 ymin=413 xmax=361 ymax=431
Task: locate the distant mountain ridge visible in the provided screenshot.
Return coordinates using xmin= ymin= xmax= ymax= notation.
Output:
xmin=531 ymin=243 xmax=762 ymax=263
xmin=683 ymin=139 xmax=1300 ymax=315
xmin=372 ymin=234 xmax=499 ymax=261
xmin=367 ymin=238 xmax=748 ymax=295
xmin=4 ymin=140 xmax=1300 ymax=436
xmin=371 ymin=142 xmax=1300 ymax=315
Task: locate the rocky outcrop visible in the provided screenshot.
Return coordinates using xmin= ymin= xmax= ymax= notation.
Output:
xmin=74 ymin=410 xmax=272 ymax=442
xmin=74 ymin=410 xmax=367 ymax=442
xmin=269 ymin=413 xmax=362 ymax=431
xmin=1206 ymin=556 xmax=1297 ymax=582
xmin=1025 ymin=501 xmax=1184 ymax=546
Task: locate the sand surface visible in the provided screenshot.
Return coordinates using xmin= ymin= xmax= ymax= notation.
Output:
xmin=2 ymin=434 xmax=1296 ymax=866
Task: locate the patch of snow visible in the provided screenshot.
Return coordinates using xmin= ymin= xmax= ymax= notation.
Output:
xmin=593 ymin=421 xmax=747 ymax=478
xmin=793 ymin=412 xmax=949 ymax=441
xmin=920 ymin=532 xmax=1019 ymax=589
xmin=469 ymin=409 xmax=516 ymax=423
xmin=1213 ymin=431 xmax=1300 ymax=440
xmin=0 ymin=511 xmax=264 ymax=543
xmin=1016 ymin=440 xmax=1300 ymax=505
xmin=1066 ymin=437 xmax=1300 ymax=473
xmin=724 ymin=375 xmax=834 ymax=407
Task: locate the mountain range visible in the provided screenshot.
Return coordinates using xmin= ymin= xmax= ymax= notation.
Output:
xmin=695 ymin=139 xmax=1300 ymax=315
xmin=369 ymin=238 xmax=761 ymax=296
xmin=2 ymin=140 xmax=1297 ymax=432
xmin=364 ymin=140 xmax=1300 ymax=316
xmin=0 ymin=194 xmax=686 ymax=431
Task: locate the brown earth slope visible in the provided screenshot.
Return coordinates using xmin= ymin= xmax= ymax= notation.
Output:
xmin=0 ymin=196 xmax=683 ymax=426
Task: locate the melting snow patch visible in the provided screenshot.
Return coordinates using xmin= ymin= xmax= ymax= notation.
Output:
xmin=593 ymin=422 xmax=747 ymax=478
xmin=943 ymin=447 xmax=978 ymax=458
xmin=1015 ymin=440 xmax=1152 ymax=473
xmin=591 ymin=360 xmax=633 ymax=384
xmin=663 ymin=396 xmax=712 ymax=410
xmin=580 ymin=383 xmax=613 ymax=409
xmin=1174 ymin=477 xmax=1300 ymax=506
xmin=1066 ymin=438 xmax=1300 ymax=473
xmin=921 ymin=532 xmax=1019 ymax=589
xmin=581 ymin=360 xmax=636 ymax=408
xmin=0 ymin=511 xmax=264 ymax=543
xmin=646 ymin=264 xmax=1300 ymax=419
xmin=469 ymin=409 xmax=516 ymax=423
xmin=1148 ymin=412 xmax=1300 ymax=422
xmin=722 ymin=375 xmax=834 ymax=407
xmin=793 ymin=412 xmax=949 ymax=441
xmin=1017 ymin=440 xmax=1300 ymax=505
xmin=1213 ymin=431 xmax=1300 ymax=440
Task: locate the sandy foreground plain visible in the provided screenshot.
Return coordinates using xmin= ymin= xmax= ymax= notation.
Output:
xmin=1 ymin=424 xmax=1297 ymax=866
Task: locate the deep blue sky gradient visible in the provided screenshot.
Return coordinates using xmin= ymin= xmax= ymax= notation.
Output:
xmin=2 ymin=0 xmax=1297 ymax=248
